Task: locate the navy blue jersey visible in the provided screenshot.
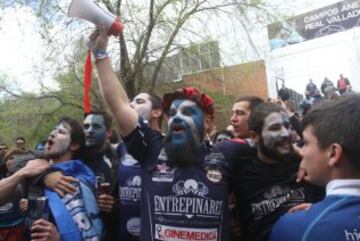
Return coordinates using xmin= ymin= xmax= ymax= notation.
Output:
xmin=0 ymin=201 xmax=24 ymax=228
xmin=124 ymin=117 xmax=249 ymax=241
xmin=0 ymin=175 xmax=24 ymax=228
xmin=118 ymin=143 xmax=142 ymax=240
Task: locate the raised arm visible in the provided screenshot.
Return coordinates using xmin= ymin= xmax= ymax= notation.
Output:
xmin=91 ymin=23 xmax=138 ymax=136
xmin=0 ymin=159 xmax=50 ymax=205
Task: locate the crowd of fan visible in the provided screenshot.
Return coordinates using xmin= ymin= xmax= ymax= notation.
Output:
xmin=0 ymin=24 xmax=359 ymax=241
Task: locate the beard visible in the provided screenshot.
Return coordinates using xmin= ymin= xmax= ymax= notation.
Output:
xmin=164 ymin=132 xmax=203 ymax=167
xmin=258 ymin=136 xmax=296 ymax=163
xmin=45 ymin=144 xmax=69 ymax=160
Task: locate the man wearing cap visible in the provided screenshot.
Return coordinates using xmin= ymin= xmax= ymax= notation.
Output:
xmin=90 ymin=24 xmax=252 ymax=241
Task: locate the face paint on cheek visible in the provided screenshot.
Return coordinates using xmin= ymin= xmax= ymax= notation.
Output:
xmin=84 ymin=115 xmax=107 ymax=147
xmin=46 ymin=123 xmax=72 ymax=158
xmin=168 ymin=100 xmax=204 ymax=143
xmin=262 ymin=112 xmax=292 ymax=150
xmin=262 ymin=131 xmax=281 ymax=150
xmin=165 ymin=101 xmax=204 ymax=166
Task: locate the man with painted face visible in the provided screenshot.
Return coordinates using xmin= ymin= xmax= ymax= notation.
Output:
xmin=2 ymin=118 xmax=103 ymax=241
xmin=117 ymin=92 xmax=163 ymax=241
xmin=82 ymin=111 xmax=116 ymax=183
xmin=90 ymin=23 xmax=252 ymax=241
xmin=83 ymin=111 xmax=118 ymax=240
xmin=43 ymin=112 xmax=116 ymax=198
xmin=35 ymin=118 xmax=103 ymax=241
xmin=233 ymin=102 xmax=324 ymax=241
xmin=42 ymin=112 xmax=116 ymax=240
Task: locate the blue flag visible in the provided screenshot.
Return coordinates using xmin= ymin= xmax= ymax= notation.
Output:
xmin=45 ymin=160 xmax=103 ymax=241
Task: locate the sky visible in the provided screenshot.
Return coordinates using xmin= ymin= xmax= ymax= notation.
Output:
xmin=0 ymin=6 xmax=45 ymax=92
xmin=0 ymin=0 xmax=356 ymax=95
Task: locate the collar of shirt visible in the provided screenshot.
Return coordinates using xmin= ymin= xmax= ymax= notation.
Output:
xmin=326 ymin=179 xmax=360 ymax=196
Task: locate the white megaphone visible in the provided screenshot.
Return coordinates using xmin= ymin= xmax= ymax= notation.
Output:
xmin=68 ymin=0 xmax=124 ymax=36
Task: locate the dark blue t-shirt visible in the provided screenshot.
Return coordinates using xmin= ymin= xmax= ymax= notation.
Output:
xmin=0 ymin=174 xmax=24 ymax=228
xmin=118 ymin=143 xmax=142 ymax=240
xmin=233 ymin=157 xmax=324 ymax=241
xmin=124 ymin=117 xmax=249 ymax=241
xmin=0 ymin=201 xmax=24 ymax=228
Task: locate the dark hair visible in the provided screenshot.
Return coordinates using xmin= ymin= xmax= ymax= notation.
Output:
xmin=248 ymin=102 xmax=284 ymax=134
xmin=278 ymin=88 xmax=290 ymax=101
xmin=235 ymin=96 xmax=264 ymax=112
xmin=57 ymin=117 xmax=85 ymax=159
xmin=149 ymin=93 xmax=164 ymax=128
xmin=84 ymin=111 xmax=113 ymax=130
xmin=302 ymin=94 xmax=360 ymax=169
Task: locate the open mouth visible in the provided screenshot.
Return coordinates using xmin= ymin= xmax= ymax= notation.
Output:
xmin=172 ymin=124 xmax=184 ymax=134
xmin=46 ymin=139 xmax=54 ymax=150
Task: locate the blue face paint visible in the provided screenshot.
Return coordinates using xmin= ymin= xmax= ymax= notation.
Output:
xmin=168 ymin=99 xmax=204 ymax=145
xmin=83 ymin=114 xmax=107 ymax=147
xmin=164 ymin=99 xmax=205 ymax=166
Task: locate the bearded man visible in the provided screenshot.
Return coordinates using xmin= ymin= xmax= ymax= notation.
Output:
xmin=233 ymin=102 xmax=324 ymax=241
xmin=90 ymin=23 xmax=252 ymax=241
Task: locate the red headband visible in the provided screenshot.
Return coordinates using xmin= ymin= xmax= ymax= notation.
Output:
xmin=162 ymin=87 xmax=215 ymax=118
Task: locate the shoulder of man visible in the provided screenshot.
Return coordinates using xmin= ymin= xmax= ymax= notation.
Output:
xmin=270 ymin=209 xmax=307 ymax=241
xmin=12 ymin=150 xmax=45 ymax=173
xmin=215 ymin=139 xmax=256 ymax=167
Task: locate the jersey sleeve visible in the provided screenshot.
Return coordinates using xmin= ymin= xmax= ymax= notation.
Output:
xmin=123 ymin=116 xmax=164 ymax=166
xmin=215 ymin=139 xmax=256 ymax=173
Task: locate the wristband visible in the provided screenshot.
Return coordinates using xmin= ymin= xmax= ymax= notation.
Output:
xmin=93 ymin=48 xmax=108 ymax=61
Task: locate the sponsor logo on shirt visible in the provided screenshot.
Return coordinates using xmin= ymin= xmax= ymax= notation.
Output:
xmin=344 ymin=229 xmax=360 ymax=241
xmin=206 ymin=169 xmax=222 ymax=183
xmin=152 ymin=162 xmax=174 ymax=182
xmin=155 ymin=224 xmax=218 ymax=241
xmin=120 ymin=175 xmax=142 ymax=201
xmin=204 ymin=152 xmax=225 ymax=162
xmin=251 ymin=185 xmax=305 ymax=219
xmin=0 ymin=203 xmax=13 ymax=212
xmin=126 ymin=217 xmax=141 ymax=237
xmin=154 ymin=179 xmax=223 ymax=219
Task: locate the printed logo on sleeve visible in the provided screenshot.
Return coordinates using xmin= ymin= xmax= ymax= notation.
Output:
xmin=155 ymin=224 xmax=218 ymax=241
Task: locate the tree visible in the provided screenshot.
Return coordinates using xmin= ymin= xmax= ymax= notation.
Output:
xmin=0 ymin=0 xmax=287 ymax=142
xmin=4 ymin=0 xmax=283 ymax=98
xmin=0 ymin=41 xmax=106 ymax=147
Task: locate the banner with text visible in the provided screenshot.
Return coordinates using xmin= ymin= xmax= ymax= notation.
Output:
xmin=268 ymin=0 xmax=360 ymax=50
